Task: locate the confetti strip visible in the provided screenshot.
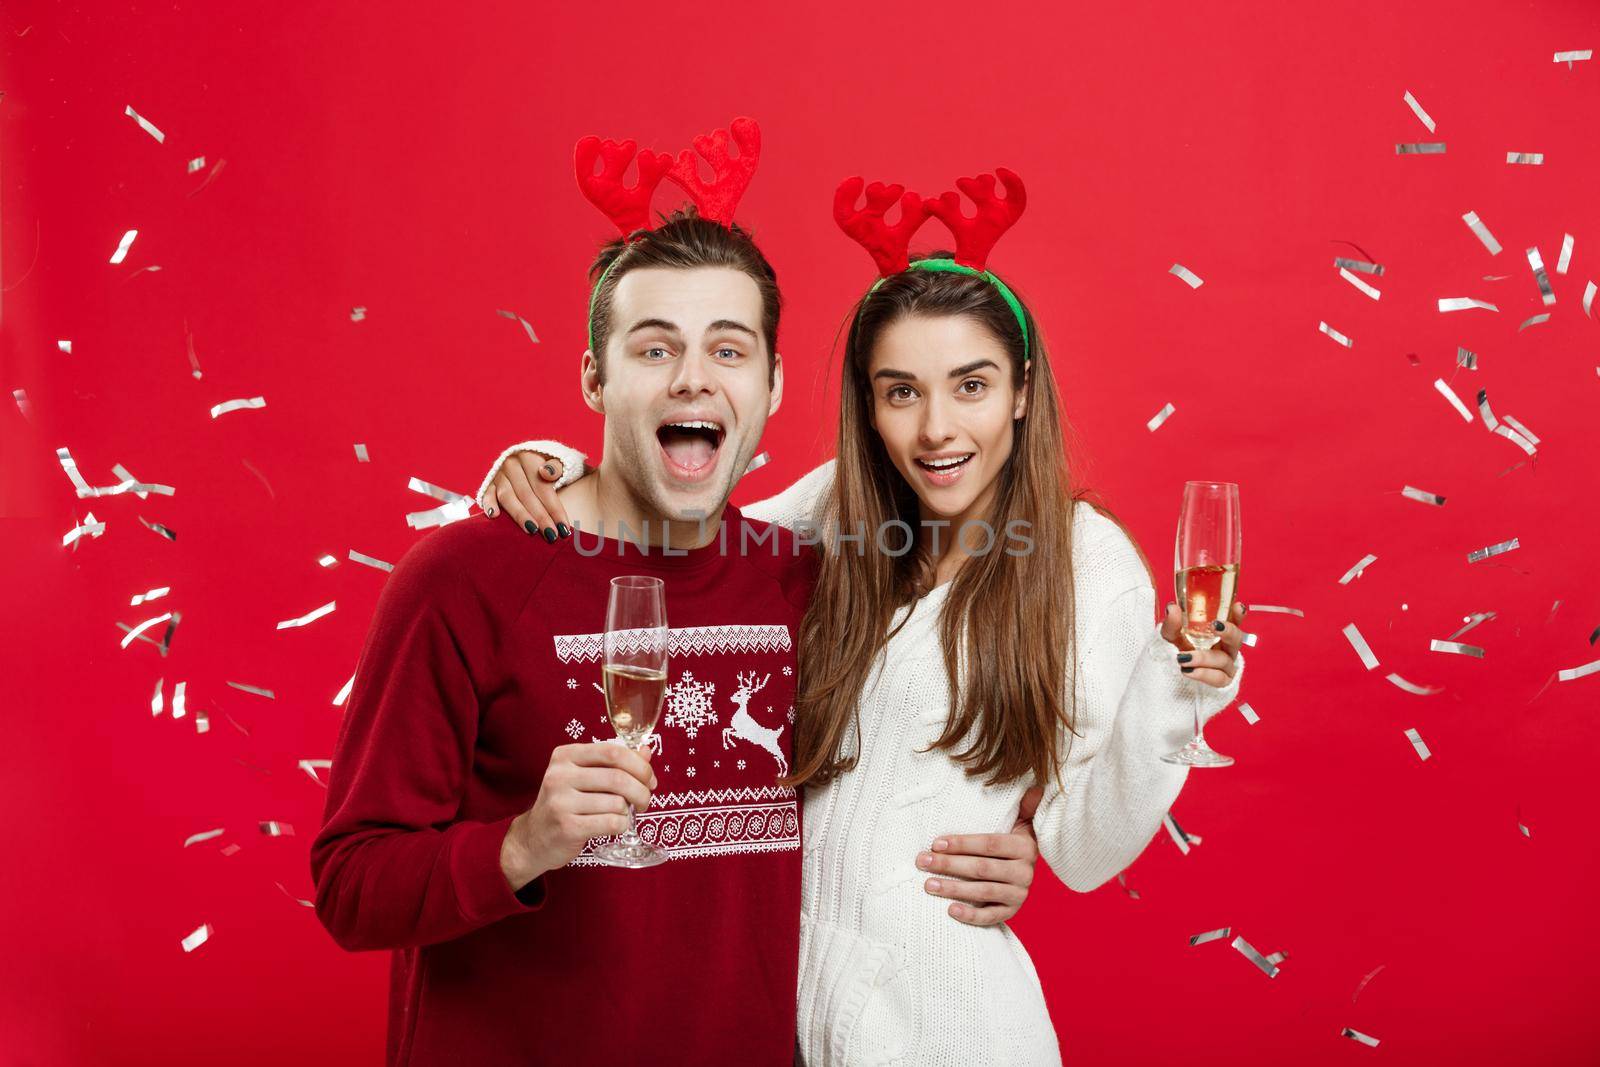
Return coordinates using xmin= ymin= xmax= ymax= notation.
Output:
xmin=58 ymin=339 xmax=72 ymax=354
xmin=1342 ymin=623 xmax=1380 ymax=670
xmin=1517 ymin=313 xmax=1551 ymax=332
xmin=184 ymin=322 xmax=203 ymax=379
xmin=1401 ymin=485 xmax=1446 ymax=506
xmin=1590 ymin=625 xmax=1600 ymax=646
xmin=1467 ymin=537 xmax=1519 ymax=563
xmin=62 ymin=513 xmax=106 ymax=547
xmin=12 ymin=389 xmax=32 ymax=420
xmin=1247 ymin=605 xmax=1303 ymax=616
xmin=1239 ymin=703 xmax=1260 ymax=725
xmin=1334 ymin=257 xmax=1385 ymax=275
xmin=1115 ymin=871 xmax=1140 ymax=900
xmin=194 ymin=710 xmax=210 ymax=734
xmin=353 ymin=443 xmax=370 ymax=462
xmin=121 ymin=612 xmax=173 ymax=649
xmin=1586 ymin=281 xmax=1597 ymax=318
xmin=1169 ymin=263 xmax=1203 ymax=289
xmin=1461 ymin=211 xmax=1501 ymax=254
xmin=1501 ymin=415 xmax=1539 ymax=446
xmin=151 ymin=678 xmax=164 ymax=716
xmin=1431 ymin=639 xmax=1484 ymax=658
xmin=406 ymin=498 xmax=473 ymax=530
xmin=496 ymin=308 xmax=541 ymax=344
xmin=1456 ymin=346 xmax=1476 ymax=370
xmin=297 ymin=759 xmax=333 ymax=787
xmin=1189 ymin=927 xmax=1232 ymax=947
xmin=745 ymin=451 xmax=772 ymax=475
xmin=182 ymin=829 xmax=224 ymax=848
xmin=1396 ymin=142 xmax=1445 ymax=155
xmin=1318 ymin=321 xmax=1353 ymax=348
xmin=1402 ymin=90 xmax=1436 ymax=132
xmin=139 ymin=516 xmax=178 ymax=542
xmin=1526 ymin=248 xmax=1556 ymax=306
xmin=1385 ymin=673 xmax=1443 ymax=695
xmin=408 ymin=477 xmax=471 ymax=504
xmin=1352 ymin=963 xmax=1386 ymax=1002
xmin=130 ymin=586 xmax=170 ymax=606
xmin=180 ymin=924 xmax=213 ymax=954
xmin=1339 ymin=553 xmax=1378 ymax=584
xmin=112 ymin=462 xmax=165 ymax=500
xmin=187 ymin=155 xmax=206 ymax=174
xmin=1231 ymin=936 xmax=1279 ymax=978
xmin=1340 ymin=268 xmax=1381 ymax=300
xmin=123 ymin=104 xmax=165 ymax=143
xmin=1438 ymin=297 xmax=1498 ymax=313
xmin=347 ymin=549 xmax=394 ymax=573
xmin=1162 ymin=812 xmax=1199 ymax=853
xmin=1554 ymin=49 xmax=1593 ymax=64
xmin=259 ymin=821 xmax=295 ymax=837
xmin=226 ymin=682 xmax=275 ymax=699
xmin=275 ymin=882 xmax=315 ymax=908
xmin=1506 ymin=151 xmax=1544 ymax=165
xmin=333 ymin=672 xmax=356 ymax=706
xmin=276 ymin=601 xmax=336 ymax=630
xmin=218 ymin=842 xmax=240 ymax=856
xmin=1557 ymin=234 xmax=1574 ymax=275
xmin=209 ymin=396 xmax=266 ymax=419
xmin=110 ymin=229 xmax=138 ymax=264
xmin=1404 ymin=727 xmax=1432 ymax=760
xmin=1557 ymin=658 xmax=1600 ymax=683
xmin=1240 ymin=632 xmax=1258 ymax=648
xmin=172 ymin=681 xmax=188 ymax=719
xmin=1341 ymin=1028 xmax=1380 ymax=1049
xmin=1449 ymin=611 xmax=1497 ymax=640
xmin=1146 ymin=402 xmax=1176 ymax=433
xmin=350 ymin=306 xmax=367 ymax=322
xmin=1518 ymin=819 xmax=1531 ymax=838
xmin=1433 ymin=379 xmax=1474 ymax=423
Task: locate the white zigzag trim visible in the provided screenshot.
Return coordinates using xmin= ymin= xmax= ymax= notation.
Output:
xmin=552 ymin=624 xmax=792 ymax=664
xmin=647 ymin=784 xmax=796 ymax=809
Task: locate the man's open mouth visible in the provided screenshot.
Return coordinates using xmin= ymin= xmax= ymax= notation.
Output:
xmin=657 ymin=419 xmax=726 ymax=477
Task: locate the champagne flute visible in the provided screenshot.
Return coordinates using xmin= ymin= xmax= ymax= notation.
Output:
xmin=1161 ymin=481 xmax=1241 ymax=768
xmin=592 ymin=575 xmax=670 ymax=868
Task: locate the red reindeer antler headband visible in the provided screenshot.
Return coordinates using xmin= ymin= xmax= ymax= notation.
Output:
xmin=833 ymin=167 xmax=1031 ymax=360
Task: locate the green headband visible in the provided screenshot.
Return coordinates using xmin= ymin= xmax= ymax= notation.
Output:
xmin=586 ymin=256 xmax=620 ymax=352
xmin=868 ymin=258 xmax=1031 ymax=364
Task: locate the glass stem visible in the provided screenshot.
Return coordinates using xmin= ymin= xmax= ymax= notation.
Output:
xmin=1193 ymin=698 xmax=1205 ymax=746
xmin=619 ymin=802 xmax=639 ymax=846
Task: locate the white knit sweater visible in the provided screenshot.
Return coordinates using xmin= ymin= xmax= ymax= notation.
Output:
xmin=478 ymin=450 xmax=1244 ymax=1067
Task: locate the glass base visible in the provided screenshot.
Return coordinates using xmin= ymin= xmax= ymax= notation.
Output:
xmin=1161 ymin=738 xmax=1235 ymax=767
xmin=592 ymin=838 xmax=668 ymax=868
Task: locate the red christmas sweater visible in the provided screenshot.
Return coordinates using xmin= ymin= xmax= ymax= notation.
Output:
xmin=311 ymin=506 xmax=816 ymax=1066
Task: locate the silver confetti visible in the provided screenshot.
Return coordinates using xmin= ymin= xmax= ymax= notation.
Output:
xmin=209 ymin=396 xmax=266 ymax=419
xmin=1431 ymin=639 xmax=1484 ymax=658
xmin=1557 ymin=658 xmax=1600 ymax=683
xmin=1396 ymin=142 xmax=1445 ymax=155
xmin=353 ymin=443 xmax=370 ymax=462
xmin=275 ymin=882 xmax=315 ymax=908
xmin=123 ymin=104 xmax=165 ymax=143
xmin=151 ymin=678 xmax=164 ymax=716
xmin=332 ymin=672 xmax=355 ymax=706
xmin=1340 ymin=268 xmax=1381 ymax=300
xmin=1240 ymin=632 xmax=1258 ymax=647
xmin=194 ymin=709 xmax=210 ymax=735
xmin=745 ymin=451 xmax=772 ymax=474
xmin=1467 ymin=537 xmax=1519 ymax=563
xmin=58 ymin=339 xmax=72 ymax=354
xmin=1168 ymin=263 xmax=1204 ymax=289
xmin=1162 ymin=812 xmax=1199 ymax=854
xmin=1247 ymin=605 xmax=1303 ymax=616
xmin=1231 ymin=935 xmax=1279 ymax=978
xmin=297 ymin=759 xmax=333 ymax=786
xmin=1264 ymin=951 xmax=1288 ymax=966
xmin=1456 ymin=346 xmax=1476 ymax=370
xmin=350 ymin=306 xmax=367 ymax=321
xmin=1449 ymin=610 xmax=1497 ymax=640
xmin=1553 ymin=49 xmax=1593 ymax=64
xmin=1433 ymin=379 xmax=1474 ymax=423
xmin=172 ymin=681 xmax=188 ymax=719
xmin=1526 ymin=248 xmax=1556 ymax=306
xmin=1517 ymin=313 xmax=1551 ymax=332
xmin=1437 ymin=297 xmax=1499 ymax=313
xmin=187 ymin=155 xmax=206 ymax=174
xmin=258 ymin=821 xmax=295 ymax=837
xmin=1239 ymin=703 xmax=1260 ymax=725
xmin=110 ymin=229 xmax=138 ymax=264
xmin=1339 ymin=553 xmax=1378 ymax=584
xmin=1146 ymin=402 xmax=1176 ymax=433
xmin=1341 ymin=1028 xmax=1380 ymax=1048
xmin=347 ymin=549 xmax=394 ymax=573
xmin=112 ymin=462 xmax=166 ymax=500
xmin=62 ymin=512 xmax=107 ymax=547
xmin=131 ymin=586 xmax=170 ymax=606
xmin=1352 ymin=963 xmax=1386 ymax=1002
xmin=1506 ymin=151 xmax=1544 ymax=165
xmin=406 ymin=498 xmax=473 ymax=530
xmin=121 ymin=611 xmax=173 ymax=650
xmin=1189 ymin=927 xmax=1231 ymax=946
xmin=1585 ymin=281 xmax=1596 ymax=318
xmin=408 ymin=476 xmax=471 ymax=504
xmin=1501 ymin=415 xmax=1540 ymax=446
xmin=276 ymin=601 xmax=336 ymax=630
xmin=227 ymin=681 xmax=275 ymax=699
xmin=496 ymin=308 xmax=541 ymax=343
xmin=1401 ymin=485 xmax=1446 ymax=506
xmin=218 ymin=842 xmax=240 ymax=857
xmin=1386 ymin=673 xmax=1442 ymax=696
xmin=1462 ymin=211 xmax=1502 ymax=255
xmin=1342 ymin=623 xmax=1379 ymax=670
xmin=139 ymin=516 xmax=178 ymax=542
xmin=13 ymin=388 xmax=33 ymax=420
xmin=1334 ymin=257 xmax=1385 ymax=275
xmin=1557 ymin=234 xmax=1574 ymax=275
xmin=1318 ymin=320 xmax=1353 ymax=348
xmin=182 ymin=828 xmax=224 ymax=848
xmin=1402 ymin=90 xmax=1436 ymax=132
xmin=180 ymin=924 xmax=213 ymax=953
xmin=1404 ymin=727 xmax=1432 ymax=760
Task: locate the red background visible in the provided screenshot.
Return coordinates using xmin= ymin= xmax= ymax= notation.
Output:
xmin=3 ymin=2 xmax=1598 ymax=1064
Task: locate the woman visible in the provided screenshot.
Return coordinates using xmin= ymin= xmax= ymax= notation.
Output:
xmin=478 ymin=170 xmax=1244 ymax=1066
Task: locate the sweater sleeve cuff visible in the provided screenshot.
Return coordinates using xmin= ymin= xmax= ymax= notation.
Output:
xmin=474 ymin=440 xmax=589 ymax=512
xmin=448 ymin=815 xmax=546 ymax=925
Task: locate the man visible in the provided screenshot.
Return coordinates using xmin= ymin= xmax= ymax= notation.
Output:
xmin=313 ymin=142 xmax=1037 ymax=1065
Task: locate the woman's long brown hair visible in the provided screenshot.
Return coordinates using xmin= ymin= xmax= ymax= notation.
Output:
xmin=784 ymin=254 xmax=1128 ymax=791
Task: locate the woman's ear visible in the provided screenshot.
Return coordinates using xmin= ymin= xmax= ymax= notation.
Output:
xmin=1012 ymin=365 xmax=1031 ymax=420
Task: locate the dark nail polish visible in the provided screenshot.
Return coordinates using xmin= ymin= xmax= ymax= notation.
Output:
xmin=523 ymin=520 xmax=538 ymax=536
xmin=542 ymin=527 xmax=557 ymax=544
xmin=1177 ymin=653 xmax=1192 ymax=663
xmin=1213 ymin=620 xmax=1226 ymax=631
xmin=556 ymin=523 xmax=571 ymax=539
xmin=543 ymin=464 xmax=556 ymax=477
xmin=1181 ymin=666 xmax=1195 ymax=673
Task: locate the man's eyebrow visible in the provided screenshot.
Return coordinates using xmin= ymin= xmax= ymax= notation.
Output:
xmin=707 ymin=319 xmax=758 ymax=339
xmin=625 ymin=318 xmax=683 ymax=337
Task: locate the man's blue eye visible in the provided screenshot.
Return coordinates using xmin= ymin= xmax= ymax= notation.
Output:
xmin=645 ymin=347 xmax=670 ymax=359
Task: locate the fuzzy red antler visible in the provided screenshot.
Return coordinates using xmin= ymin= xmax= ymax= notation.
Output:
xmin=667 ymin=117 xmax=761 ymax=226
xmin=923 ymin=168 xmax=1026 ymax=271
xmin=574 ymin=135 xmax=676 ymax=237
xmin=833 ymin=177 xmax=931 ymax=276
